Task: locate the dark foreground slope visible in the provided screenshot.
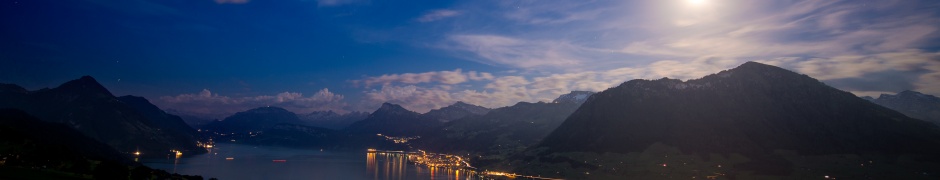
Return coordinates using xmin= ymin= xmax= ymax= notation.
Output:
xmin=0 ymin=109 xmax=205 ymax=180
xmin=519 ymin=62 xmax=940 ymax=179
xmin=0 ymin=76 xmax=205 ymax=157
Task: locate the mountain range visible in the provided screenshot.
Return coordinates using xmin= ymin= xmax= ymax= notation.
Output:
xmin=4 ymin=62 xmax=940 ymax=179
xmin=344 ymin=103 xmax=441 ymax=137
xmin=202 ymin=106 xmax=303 ymax=135
xmin=512 ymin=62 xmax=940 ymax=179
xmin=0 ymin=109 xmax=207 ymax=179
xmin=413 ymin=91 xmax=594 ymax=167
xmin=423 ymin=101 xmax=491 ymax=122
xmin=864 ymin=90 xmax=940 ymax=126
xmin=299 ymin=110 xmax=369 ymax=130
xmin=0 ymin=76 xmax=205 ymax=156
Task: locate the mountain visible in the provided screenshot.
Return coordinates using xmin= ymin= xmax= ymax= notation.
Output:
xmin=344 ymin=103 xmax=441 ymax=136
xmin=237 ymin=123 xmax=342 ymax=148
xmin=118 ymin=96 xmax=202 ymax=146
xmin=202 ymin=106 xmax=302 ymax=134
xmin=551 ymin=91 xmax=595 ymax=104
xmin=517 ymin=62 xmax=940 ymax=179
xmin=164 ymin=109 xmax=218 ymax=128
xmin=0 ymin=76 xmax=206 ymax=157
xmin=0 ymin=108 xmax=206 ymax=180
xmin=299 ymin=110 xmax=369 ymax=130
xmin=422 ymin=101 xmax=491 ymax=122
xmin=864 ymin=90 xmax=940 ymax=125
xmin=0 ymin=108 xmax=133 ymax=166
xmin=413 ymin=93 xmax=587 ymax=168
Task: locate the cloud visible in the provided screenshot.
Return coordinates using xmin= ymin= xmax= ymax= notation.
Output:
xmin=361 ymin=85 xmax=455 ymax=113
xmin=618 ymin=1 xmax=939 ymax=59
xmin=445 ymin=35 xmax=588 ymax=69
xmin=341 ymin=0 xmax=940 ymax=113
xmin=156 ymin=88 xmax=348 ymax=118
xmin=757 ymin=49 xmax=940 ymax=96
xmin=417 ymin=9 xmax=460 ymax=22
xmin=353 ymin=58 xmax=741 ymax=112
xmin=214 ymin=0 xmax=249 ymax=4
xmin=355 ymin=69 xmax=493 ymax=87
xmin=413 ymin=0 xmax=940 ymax=97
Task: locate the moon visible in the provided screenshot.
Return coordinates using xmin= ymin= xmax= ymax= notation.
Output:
xmin=687 ymin=0 xmax=706 ymax=6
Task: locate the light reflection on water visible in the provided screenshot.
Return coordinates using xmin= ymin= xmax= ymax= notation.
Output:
xmin=142 ymin=143 xmax=477 ymax=180
xmin=366 ymin=152 xmax=478 ymax=180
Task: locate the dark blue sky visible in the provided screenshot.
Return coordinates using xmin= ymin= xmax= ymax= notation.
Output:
xmin=3 ymin=0 xmax=939 ymax=118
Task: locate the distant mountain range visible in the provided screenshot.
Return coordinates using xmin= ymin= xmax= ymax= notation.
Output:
xmin=164 ymin=109 xmax=218 ymax=128
xmin=236 ymin=123 xmax=342 ymax=148
xmin=864 ymin=90 xmax=940 ymax=126
xmin=413 ymin=91 xmax=594 ymax=167
xmin=423 ymin=101 xmax=491 ymax=122
xmin=513 ymin=62 xmax=940 ymax=179
xmin=202 ymin=106 xmax=303 ymax=135
xmin=344 ymin=103 xmax=441 ymax=137
xmin=201 ymin=104 xmax=426 ymax=150
xmin=0 ymin=76 xmax=205 ymax=156
xmin=299 ymin=110 xmax=368 ymax=130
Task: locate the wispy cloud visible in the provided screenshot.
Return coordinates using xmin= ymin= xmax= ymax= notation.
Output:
xmin=758 ymin=49 xmax=940 ymax=96
xmin=414 ymin=0 xmax=940 ymax=97
xmin=353 ymin=69 xmax=494 ymax=88
xmin=417 ymin=9 xmax=460 ymax=22
xmin=352 ymin=58 xmax=742 ymax=112
xmin=444 ymin=35 xmax=587 ymax=69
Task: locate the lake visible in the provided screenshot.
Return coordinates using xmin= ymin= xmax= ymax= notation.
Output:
xmin=143 ymin=143 xmax=478 ymax=180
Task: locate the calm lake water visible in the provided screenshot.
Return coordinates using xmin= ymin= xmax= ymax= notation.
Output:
xmin=143 ymin=143 xmax=478 ymax=180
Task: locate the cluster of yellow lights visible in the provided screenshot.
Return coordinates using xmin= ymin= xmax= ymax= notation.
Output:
xmin=484 ymin=171 xmax=518 ymax=177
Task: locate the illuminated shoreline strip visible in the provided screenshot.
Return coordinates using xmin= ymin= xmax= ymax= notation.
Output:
xmin=367 ymin=149 xmax=565 ymax=180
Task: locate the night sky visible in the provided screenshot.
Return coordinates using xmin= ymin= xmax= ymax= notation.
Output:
xmin=2 ymin=0 xmax=939 ymax=118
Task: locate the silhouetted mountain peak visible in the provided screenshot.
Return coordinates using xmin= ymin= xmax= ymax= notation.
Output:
xmin=346 ymin=103 xmax=438 ymax=136
xmin=875 ymin=90 xmax=940 ymax=102
xmin=0 ymin=83 xmax=27 ymax=94
xmin=894 ymin=90 xmax=935 ymax=98
xmin=454 ymin=101 xmax=469 ymax=105
xmin=307 ymin=110 xmax=340 ymax=117
xmin=423 ymin=101 xmax=490 ymax=122
xmin=54 ymin=75 xmax=113 ymax=97
xmin=0 ymin=77 xmax=205 ymax=157
xmin=552 ymin=91 xmax=595 ymax=104
xmin=243 ymin=106 xmax=292 ymax=114
xmin=300 ymin=110 xmax=368 ymax=130
xmin=375 ymin=103 xmax=412 ymax=114
xmin=868 ymin=90 xmax=940 ymax=125
xmin=204 ymin=106 xmax=301 ymax=134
